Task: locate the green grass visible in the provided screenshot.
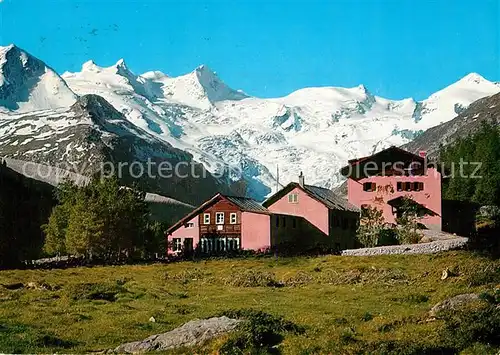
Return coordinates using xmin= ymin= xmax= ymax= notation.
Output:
xmin=0 ymin=251 xmax=499 ymax=354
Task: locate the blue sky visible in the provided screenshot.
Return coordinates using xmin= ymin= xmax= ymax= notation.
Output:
xmin=0 ymin=0 xmax=498 ymax=100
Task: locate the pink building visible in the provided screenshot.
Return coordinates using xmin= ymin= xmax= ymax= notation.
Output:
xmin=340 ymin=146 xmax=442 ymax=230
xmin=263 ymin=174 xmax=360 ymax=250
xmin=166 ymin=193 xmax=273 ymax=255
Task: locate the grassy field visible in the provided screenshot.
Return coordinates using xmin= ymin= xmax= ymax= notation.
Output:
xmin=0 ymin=251 xmax=499 ymax=354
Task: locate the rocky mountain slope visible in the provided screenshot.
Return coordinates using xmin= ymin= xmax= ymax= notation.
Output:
xmin=0 ymin=92 xmax=228 ymax=205
xmin=403 ymin=92 xmax=500 ymax=157
xmin=1 ymin=44 xmax=499 ymax=201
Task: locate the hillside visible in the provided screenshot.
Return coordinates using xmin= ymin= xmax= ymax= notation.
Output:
xmin=403 ymin=92 xmax=500 ymax=158
xmin=1 ymin=45 xmax=499 ymax=201
xmin=0 ymin=252 xmax=498 ymax=353
xmin=0 ymin=93 xmax=229 ymax=205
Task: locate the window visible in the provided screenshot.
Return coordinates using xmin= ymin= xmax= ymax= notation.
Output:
xmin=183 ymin=238 xmax=193 ymax=252
xmin=230 ymin=213 xmax=237 ymax=224
xmin=396 ymin=181 xmax=424 ymax=192
xmin=203 ymin=213 xmax=210 ymax=224
xmin=227 ymin=237 xmax=240 ymax=251
xmin=186 ymin=222 xmax=195 ymax=228
xmin=363 ymin=182 xmax=376 ymax=192
xmin=172 ymin=238 xmax=182 ymax=252
xmin=288 ymin=193 xmax=298 ymax=203
xmin=200 ymin=238 xmax=208 ymax=253
xmin=216 ymin=212 xmax=224 ymax=224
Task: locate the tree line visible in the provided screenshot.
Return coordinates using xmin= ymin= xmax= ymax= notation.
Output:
xmin=43 ymin=177 xmax=166 ymax=261
xmin=439 ymin=122 xmax=500 ymax=253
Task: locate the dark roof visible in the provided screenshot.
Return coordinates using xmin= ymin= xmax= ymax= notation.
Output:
xmin=303 ymin=184 xmax=359 ymax=212
xmin=225 ymin=195 xmax=270 ymax=213
xmin=263 ymin=182 xmax=359 ymax=213
xmin=340 ymin=146 xmax=424 ymax=178
xmin=387 ymin=196 xmax=439 ymax=217
xmin=167 ymin=193 xmax=270 ymax=234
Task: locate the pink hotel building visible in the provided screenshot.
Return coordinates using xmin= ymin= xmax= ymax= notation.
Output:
xmin=166 ymin=146 xmax=442 ymax=254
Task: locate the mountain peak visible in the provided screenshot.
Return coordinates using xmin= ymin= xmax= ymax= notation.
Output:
xmin=458 ymin=72 xmax=487 ymax=85
xmin=0 ymin=45 xmax=77 ymax=111
xmin=114 ymin=58 xmax=128 ymax=70
xmin=140 ymin=70 xmax=168 ymax=80
xmin=82 ymin=60 xmax=100 ymax=72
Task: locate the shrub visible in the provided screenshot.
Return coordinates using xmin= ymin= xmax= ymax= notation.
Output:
xmin=440 ymin=305 xmax=500 ymax=350
xmin=357 ymin=206 xmax=385 ymax=247
xmin=377 ymin=228 xmax=399 ymax=246
xmin=224 ymin=269 xmax=283 ymax=288
xmin=66 ymin=282 xmax=126 ymax=302
xmin=281 ymin=271 xmax=313 ymax=287
xmin=361 ymin=312 xmax=374 ymax=322
xmin=392 ymin=293 xmax=429 ymax=304
xmin=217 ymin=309 xmax=305 ymax=354
xmin=466 ymin=265 xmax=500 ymax=286
xmin=339 ymin=327 xmax=357 ymax=344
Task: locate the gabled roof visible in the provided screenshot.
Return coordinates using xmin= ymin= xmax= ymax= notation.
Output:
xmin=387 ymin=196 xmax=439 ymax=217
xmin=340 ymin=146 xmax=424 ymax=179
xmin=166 ymin=193 xmax=270 ymax=234
xmin=262 ymin=182 xmax=359 ymax=213
xmin=225 ymin=195 xmax=270 ymax=213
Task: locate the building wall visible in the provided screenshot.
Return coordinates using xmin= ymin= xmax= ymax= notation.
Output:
xmin=240 ymin=212 xmax=271 ymax=251
xmin=200 ymin=199 xmax=242 ymax=237
xmin=328 ymin=209 xmax=359 ymax=250
xmin=167 ymin=215 xmax=199 ymax=254
xmin=347 ymin=167 xmax=442 ymax=230
xmin=266 ymin=186 xmax=329 ymax=234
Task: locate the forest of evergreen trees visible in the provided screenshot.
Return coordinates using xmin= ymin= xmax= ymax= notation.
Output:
xmin=43 ymin=177 xmax=166 ymax=261
xmin=440 ymin=122 xmax=500 ymax=252
xmin=440 ymin=122 xmax=500 ymax=206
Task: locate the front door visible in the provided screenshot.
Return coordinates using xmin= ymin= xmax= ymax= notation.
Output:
xmin=184 ymin=238 xmax=194 ymax=255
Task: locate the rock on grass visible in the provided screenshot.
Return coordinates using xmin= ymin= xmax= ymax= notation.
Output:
xmin=114 ymin=316 xmax=242 ymax=353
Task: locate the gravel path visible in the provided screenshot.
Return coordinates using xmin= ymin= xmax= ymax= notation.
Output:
xmin=341 ymin=231 xmax=468 ymax=256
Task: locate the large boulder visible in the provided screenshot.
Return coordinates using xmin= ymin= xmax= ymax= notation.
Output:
xmin=429 ymin=293 xmax=482 ymax=318
xmin=114 ymin=316 xmax=242 ymax=353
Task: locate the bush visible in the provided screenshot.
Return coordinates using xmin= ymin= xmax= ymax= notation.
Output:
xmin=392 ymin=293 xmax=429 ymax=304
xmin=217 ymin=309 xmax=305 ymax=354
xmin=224 ymin=270 xmax=283 ymax=288
xmin=377 ymin=228 xmax=399 ymax=246
xmin=440 ymin=305 xmax=500 ymax=350
xmin=466 ymin=265 xmax=500 ymax=286
xmin=67 ymin=282 xmax=126 ymax=302
xmin=357 ymin=206 xmax=385 ymax=247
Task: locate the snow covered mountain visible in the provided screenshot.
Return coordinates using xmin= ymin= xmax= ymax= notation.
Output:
xmin=0 ymin=45 xmax=77 ymax=112
xmin=1 ymin=44 xmax=499 ymax=201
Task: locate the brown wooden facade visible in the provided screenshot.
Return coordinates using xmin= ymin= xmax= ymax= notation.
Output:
xmin=199 ymin=199 xmax=242 ymax=237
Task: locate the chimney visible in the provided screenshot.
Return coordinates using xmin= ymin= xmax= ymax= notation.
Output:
xmin=299 ymin=171 xmax=305 ymax=188
xmin=418 ymin=150 xmax=427 ymax=158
